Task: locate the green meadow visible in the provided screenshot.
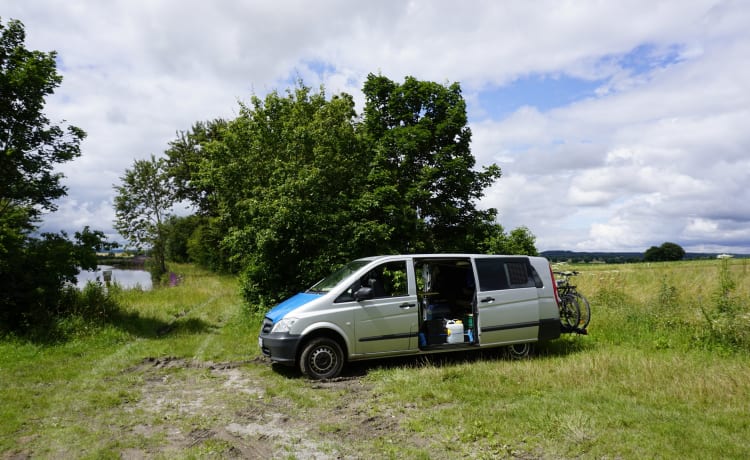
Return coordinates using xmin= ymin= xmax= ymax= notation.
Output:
xmin=1 ymin=260 xmax=749 ymax=459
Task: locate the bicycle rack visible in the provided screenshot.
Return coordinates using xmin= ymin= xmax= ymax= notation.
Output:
xmin=560 ymin=323 xmax=588 ymax=335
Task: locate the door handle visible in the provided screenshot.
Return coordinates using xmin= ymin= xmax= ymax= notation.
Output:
xmin=480 ymin=297 xmax=495 ymax=303
xmin=399 ymin=303 xmax=416 ymax=309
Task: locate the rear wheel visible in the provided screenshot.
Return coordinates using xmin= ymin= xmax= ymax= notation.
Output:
xmin=299 ymin=337 xmax=344 ymax=380
xmin=574 ymin=293 xmax=591 ymax=329
xmin=559 ymin=295 xmax=580 ymax=330
xmin=506 ymin=342 xmax=533 ymax=359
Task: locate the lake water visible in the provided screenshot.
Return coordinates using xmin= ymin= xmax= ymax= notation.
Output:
xmin=77 ymin=265 xmax=153 ymax=290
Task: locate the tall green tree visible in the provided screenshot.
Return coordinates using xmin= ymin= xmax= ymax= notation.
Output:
xmin=208 ymin=85 xmax=367 ymax=305
xmin=162 ymin=214 xmax=202 ymax=264
xmin=361 ymin=74 xmax=502 ymax=253
xmin=114 ymin=155 xmax=175 ymax=276
xmin=163 ymin=120 xmax=236 ymax=273
xmin=165 ymin=119 xmax=226 ymax=216
xmin=484 ymin=225 xmax=539 ymax=256
xmin=0 ymin=18 xmax=108 ymax=329
xmin=0 ymin=19 xmax=86 ymax=224
xmin=660 ymin=242 xmax=686 ymax=261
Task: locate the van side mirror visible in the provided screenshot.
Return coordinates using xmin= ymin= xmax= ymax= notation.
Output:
xmin=354 ymin=286 xmax=373 ymax=301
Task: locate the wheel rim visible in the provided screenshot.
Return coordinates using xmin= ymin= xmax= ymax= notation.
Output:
xmin=508 ymin=343 xmax=531 ymax=359
xmin=561 ymin=296 xmax=580 ymax=329
xmin=309 ymin=345 xmax=338 ymax=375
xmin=575 ymin=293 xmax=591 ymax=329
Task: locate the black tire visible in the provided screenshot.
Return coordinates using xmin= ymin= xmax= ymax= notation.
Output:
xmin=506 ymin=342 xmax=533 ymax=360
xmin=299 ymin=337 xmax=344 ymax=380
xmin=559 ymin=295 xmax=580 ymax=329
xmin=574 ymin=292 xmax=591 ymax=329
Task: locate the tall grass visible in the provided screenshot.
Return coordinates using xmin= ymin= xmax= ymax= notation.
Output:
xmin=1 ymin=260 xmax=748 ymax=458
xmin=573 ymin=258 xmax=750 ymax=352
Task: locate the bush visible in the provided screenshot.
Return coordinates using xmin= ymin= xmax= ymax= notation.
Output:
xmin=696 ymin=259 xmax=750 ymax=350
xmin=74 ymin=281 xmax=119 ymax=321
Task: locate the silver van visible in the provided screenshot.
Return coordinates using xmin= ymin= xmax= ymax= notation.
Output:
xmin=258 ymin=254 xmax=562 ymax=379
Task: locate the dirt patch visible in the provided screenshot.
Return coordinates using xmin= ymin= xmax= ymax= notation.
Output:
xmin=120 ymin=356 xmax=371 ymax=458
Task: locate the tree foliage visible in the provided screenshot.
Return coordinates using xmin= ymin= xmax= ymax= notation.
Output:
xmin=0 ymin=19 xmax=109 ymax=330
xmin=158 ymin=77 xmax=532 ymax=307
xmin=644 ymin=242 xmax=686 ymax=262
xmin=165 ymin=120 xmax=226 ymax=215
xmin=114 ymin=155 xmax=175 ymax=276
xmin=484 ymin=225 xmax=539 ymax=256
xmin=204 ymin=86 xmax=367 ymax=305
xmin=163 ymin=215 xmax=202 ymax=264
xmin=361 ymin=74 xmax=502 ymax=253
xmin=0 ymin=19 xmax=85 ymax=221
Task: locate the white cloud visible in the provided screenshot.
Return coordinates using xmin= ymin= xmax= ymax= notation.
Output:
xmin=41 ymin=198 xmax=117 ymax=240
xmin=473 ymin=3 xmax=750 ymax=253
xmin=4 ymin=0 xmax=749 ymax=253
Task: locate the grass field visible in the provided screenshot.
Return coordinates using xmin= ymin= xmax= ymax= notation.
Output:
xmin=1 ymin=260 xmax=749 ymax=458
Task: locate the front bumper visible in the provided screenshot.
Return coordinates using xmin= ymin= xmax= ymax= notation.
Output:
xmin=259 ymin=332 xmax=302 ymax=366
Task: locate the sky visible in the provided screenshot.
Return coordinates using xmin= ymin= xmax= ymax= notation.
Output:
xmin=5 ymin=0 xmax=750 ymax=254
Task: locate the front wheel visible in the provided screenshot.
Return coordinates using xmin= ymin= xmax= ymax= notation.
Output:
xmin=299 ymin=337 xmax=344 ymax=380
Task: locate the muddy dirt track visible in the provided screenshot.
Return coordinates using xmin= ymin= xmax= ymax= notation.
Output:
xmin=116 ymin=356 xmax=413 ymax=459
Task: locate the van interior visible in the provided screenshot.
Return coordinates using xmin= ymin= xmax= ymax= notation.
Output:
xmin=414 ymin=257 xmax=477 ymax=348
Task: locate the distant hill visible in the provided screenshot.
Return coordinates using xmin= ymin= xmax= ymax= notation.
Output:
xmin=541 ymin=250 xmax=746 ymax=263
xmin=541 ymin=251 xmax=642 ymax=263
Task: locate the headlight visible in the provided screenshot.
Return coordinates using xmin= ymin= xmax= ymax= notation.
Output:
xmin=271 ymin=317 xmax=298 ymax=333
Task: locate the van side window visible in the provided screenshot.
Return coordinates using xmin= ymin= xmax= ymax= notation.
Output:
xmin=475 ymin=259 xmax=509 ymax=291
xmin=336 ymin=261 xmax=408 ymax=302
xmin=381 ymin=262 xmax=409 ymax=297
xmin=475 ymin=258 xmax=543 ymax=291
xmin=506 ymin=262 xmax=540 ymax=288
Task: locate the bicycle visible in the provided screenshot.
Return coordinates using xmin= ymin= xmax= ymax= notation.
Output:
xmin=554 ymin=270 xmax=591 ymax=333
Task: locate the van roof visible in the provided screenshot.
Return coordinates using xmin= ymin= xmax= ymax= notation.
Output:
xmin=359 ymin=254 xmax=538 ymax=261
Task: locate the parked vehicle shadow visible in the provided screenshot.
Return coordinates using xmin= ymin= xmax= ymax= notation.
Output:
xmin=269 ymin=334 xmax=594 ymax=380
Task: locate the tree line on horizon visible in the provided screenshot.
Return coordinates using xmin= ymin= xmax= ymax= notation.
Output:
xmin=543 ymin=242 xmax=692 ymax=264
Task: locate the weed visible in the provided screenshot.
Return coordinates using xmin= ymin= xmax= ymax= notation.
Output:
xmin=695 ymin=259 xmax=750 ymax=350
xmin=715 ymin=258 xmax=739 ymax=314
xmin=657 ymin=275 xmax=679 ymax=311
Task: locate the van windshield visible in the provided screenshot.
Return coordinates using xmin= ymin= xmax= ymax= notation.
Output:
xmin=308 ymin=260 xmax=370 ymax=293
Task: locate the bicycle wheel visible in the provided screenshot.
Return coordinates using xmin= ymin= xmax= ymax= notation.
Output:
xmin=559 ymin=294 xmax=580 ymax=330
xmin=574 ymin=292 xmax=591 ymax=329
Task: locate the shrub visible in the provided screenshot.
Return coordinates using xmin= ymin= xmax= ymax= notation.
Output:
xmin=697 ymin=259 xmax=750 ymax=350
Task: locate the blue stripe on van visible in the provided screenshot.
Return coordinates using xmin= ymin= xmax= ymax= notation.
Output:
xmin=265 ymin=292 xmax=323 ymax=323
